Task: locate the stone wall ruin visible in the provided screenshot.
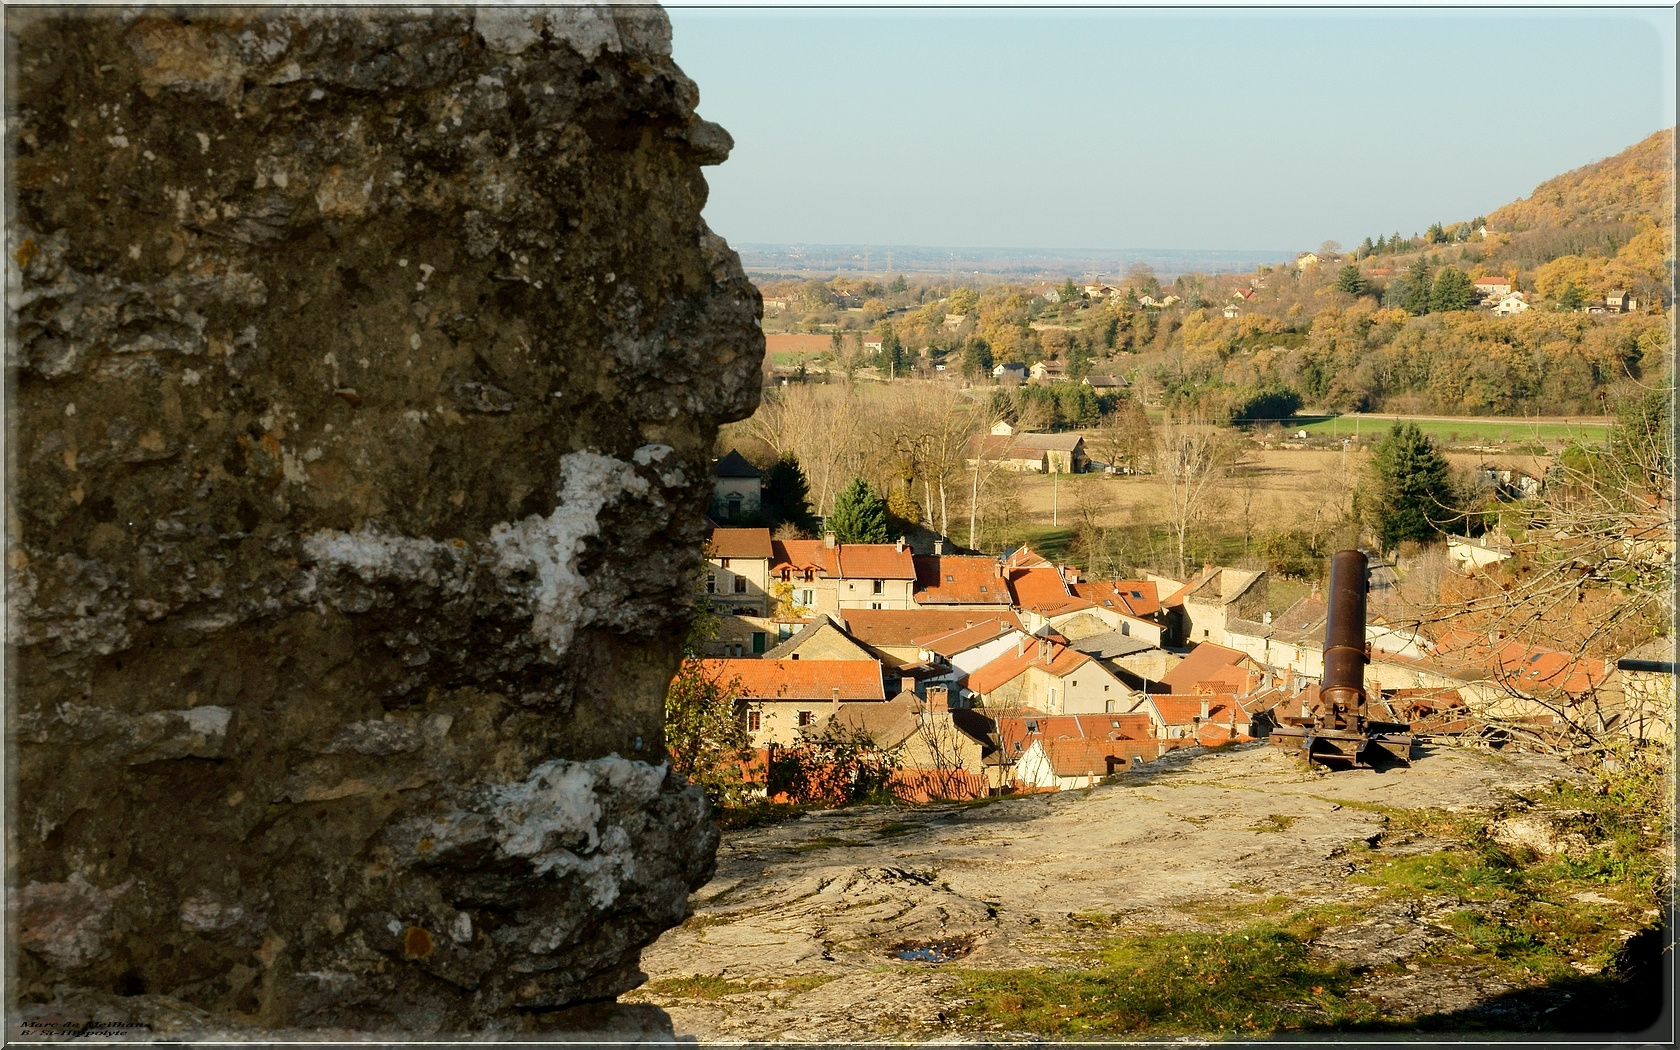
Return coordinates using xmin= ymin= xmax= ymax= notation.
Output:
xmin=7 ymin=6 xmax=762 ymax=1034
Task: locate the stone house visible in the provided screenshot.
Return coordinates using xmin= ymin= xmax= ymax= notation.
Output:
xmin=706 ymin=657 xmax=886 ymax=748
xmin=963 ymin=636 xmax=1139 ymax=715
xmin=706 ymin=526 xmax=773 ymax=616
xmin=710 ymin=449 xmax=762 ymax=522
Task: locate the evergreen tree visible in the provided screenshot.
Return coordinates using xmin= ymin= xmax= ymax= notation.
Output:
xmin=1364 ymin=422 xmax=1456 ymax=551
xmin=1335 ymin=265 xmax=1368 ymax=296
xmin=827 ymin=477 xmax=890 ymax=544
xmin=1429 ymin=266 xmax=1474 ymax=312
xmin=1401 ymin=257 xmax=1433 ymax=314
xmin=1391 ymin=231 xmax=1404 ymax=253
xmin=1060 ymin=277 xmax=1081 ymax=303
xmin=762 ymin=455 xmax=819 ymax=534
xmin=1358 ymin=236 xmax=1375 ymax=258
xmin=889 ymin=274 xmax=908 ymax=294
xmin=1559 ymin=283 xmax=1586 ymax=311
xmin=961 ymin=335 xmax=994 ymax=379
xmin=881 ymin=328 xmax=904 ymax=377
xmin=1374 ymin=234 xmax=1387 ymax=254
xmin=1426 ymin=221 xmax=1446 ymax=244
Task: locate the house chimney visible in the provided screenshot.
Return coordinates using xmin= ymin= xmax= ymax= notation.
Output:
xmin=832 ymin=687 xmax=841 ymax=711
xmin=824 ymin=531 xmax=837 ymax=549
xmin=896 ymin=536 xmax=906 ymax=554
xmin=900 ymin=676 xmax=917 ymax=696
xmin=927 ymin=685 xmax=949 ymax=713
xmin=1016 ymin=636 xmax=1025 ymax=657
xmin=934 ymin=539 xmax=944 ymax=555
xmin=1199 ymin=699 xmax=1210 ymax=720
xmin=1037 ymin=637 xmax=1050 ymax=662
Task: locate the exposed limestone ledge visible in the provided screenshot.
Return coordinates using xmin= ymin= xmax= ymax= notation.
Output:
xmin=8 ymin=5 xmax=761 ymax=1033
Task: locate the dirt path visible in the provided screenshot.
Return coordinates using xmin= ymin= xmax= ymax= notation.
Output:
xmin=625 ymin=743 xmax=1603 ymax=1041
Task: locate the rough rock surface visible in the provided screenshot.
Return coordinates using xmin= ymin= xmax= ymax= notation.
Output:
xmin=625 ymin=745 xmax=1596 ymax=1041
xmin=8 ymin=6 xmax=760 ymax=1034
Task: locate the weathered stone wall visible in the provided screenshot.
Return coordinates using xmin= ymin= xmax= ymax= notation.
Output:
xmin=7 ymin=7 xmax=761 ymax=1033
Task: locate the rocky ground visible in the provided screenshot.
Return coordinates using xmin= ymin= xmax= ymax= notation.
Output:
xmin=624 ymin=741 xmax=1664 ymax=1041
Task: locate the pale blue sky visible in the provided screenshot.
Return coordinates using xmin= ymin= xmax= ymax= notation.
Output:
xmin=667 ymin=8 xmax=1676 ymax=254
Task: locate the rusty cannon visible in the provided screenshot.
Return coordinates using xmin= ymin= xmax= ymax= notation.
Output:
xmin=1269 ymin=549 xmax=1416 ymax=769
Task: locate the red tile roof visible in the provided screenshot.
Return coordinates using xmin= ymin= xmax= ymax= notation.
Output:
xmin=772 ymin=539 xmax=831 ymax=576
xmin=1434 ymin=631 xmax=1609 ymax=696
xmin=702 ymin=658 xmax=884 ymax=703
xmin=833 ymin=543 xmax=917 ymax=580
xmin=709 ymin=527 xmax=774 ymax=560
xmin=995 ymin=712 xmax=1153 ymax=757
xmin=1068 ymin=579 xmax=1160 ymax=618
xmin=965 ymin=639 xmax=1093 ymax=697
xmin=1007 ymin=566 xmax=1075 ymax=610
xmin=914 ymin=619 xmax=1021 ymax=658
xmin=1039 ymin=737 xmax=1170 ymax=777
xmin=843 ymin=608 xmax=1023 ymax=650
xmin=1150 ymin=693 xmax=1242 ymax=727
xmin=913 ymin=555 xmax=1012 ymax=605
xmin=1159 ymin=642 xmax=1251 ymax=692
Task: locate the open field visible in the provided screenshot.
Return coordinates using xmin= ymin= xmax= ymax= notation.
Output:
xmin=624 ymin=745 xmax=1665 ymax=1041
xmin=1132 ymin=411 xmax=1612 ymax=447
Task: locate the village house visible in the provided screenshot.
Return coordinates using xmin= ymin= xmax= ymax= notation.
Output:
xmin=1159 ymin=641 xmax=1262 ymax=693
xmin=710 ymin=450 xmax=763 ymax=522
xmin=991 ymin=362 xmax=1027 ymax=381
xmin=1066 ymin=579 xmax=1166 ymax=644
xmin=762 ymin=615 xmax=876 ymax=662
xmin=768 ymin=534 xmax=917 ymax=614
xmin=995 ymin=711 xmax=1176 ymax=789
xmin=1295 ymin=252 xmax=1321 ymax=269
xmin=1231 ymin=287 xmax=1257 ymax=302
xmin=706 ymin=527 xmax=774 ymax=617
xmin=1011 ymin=433 xmax=1089 ymax=474
xmin=944 ymin=313 xmax=969 ymax=331
xmin=708 ymin=657 xmax=887 ymax=748
xmin=1140 ymin=690 xmax=1254 ymax=741
xmin=840 ymin=607 xmax=1025 ymax=668
xmin=963 ymin=635 xmax=1139 ymax=714
xmin=760 ymin=296 xmax=790 ymax=312
xmin=1492 ymin=291 xmax=1530 ymax=316
xmin=702 ymin=613 xmax=787 ymax=658
xmin=1029 ymin=360 xmax=1067 ymax=384
xmin=1604 ymin=289 xmax=1637 ymax=313
xmin=1083 ymin=374 xmax=1128 ymax=391
xmin=1447 ymin=535 xmax=1514 ymax=574
xmin=915 ymin=618 xmax=1033 ymax=695
xmin=1472 ymin=276 xmax=1513 ymax=298
xmin=1223 ymin=305 xmax=1240 ymax=319
xmin=1164 ymin=566 xmax=1268 ymax=646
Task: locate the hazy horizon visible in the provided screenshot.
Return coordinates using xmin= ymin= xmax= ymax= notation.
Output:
xmin=669 ymin=8 xmax=1675 ymax=253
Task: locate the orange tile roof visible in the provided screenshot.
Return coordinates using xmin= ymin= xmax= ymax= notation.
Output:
xmin=709 ymin=527 xmax=773 ymax=560
xmin=913 ymin=555 xmax=1012 ymax=605
xmin=1005 ymin=546 xmax=1055 ymax=570
xmin=1159 ymin=642 xmax=1250 ymax=692
xmin=1040 ymin=737 xmax=1165 ymax=777
xmin=965 ymin=639 xmax=1092 ymax=696
xmin=914 ymin=619 xmax=1021 ymax=658
xmin=1007 ymin=566 xmax=1075 ymax=610
xmin=1069 ymin=579 xmax=1160 ymax=618
xmin=844 ymin=608 xmax=1023 ymax=650
xmin=995 ymin=712 xmax=1152 ymax=757
xmin=771 ymin=539 xmax=831 ymax=576
xmin=833 ymin=543 xmax=917 ymax=580
xmin=1150 ymin=693 xmax=1242 ymax=727
xmin=701 ymin=658 xmax=884 ymax=702
xmin=1434 ymin=631 xmax=1609 ymax=696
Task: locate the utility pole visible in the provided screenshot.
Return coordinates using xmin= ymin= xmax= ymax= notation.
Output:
xmin=1052 ymin=467 xmax=1058 ymax=527
xmin=969 ymin=461 xmax=979 ymax=550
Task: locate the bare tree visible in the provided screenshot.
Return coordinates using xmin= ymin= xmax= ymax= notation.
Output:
xmin=1156 ymin=414 xmax=1234 ymax=578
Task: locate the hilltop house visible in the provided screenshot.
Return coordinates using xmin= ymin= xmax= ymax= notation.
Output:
xmin=1473 ymin=276 xmax=1513 ymax=298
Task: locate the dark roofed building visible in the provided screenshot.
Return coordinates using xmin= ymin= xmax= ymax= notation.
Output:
xmin=711 ymin=449 xmax=763 ymax=522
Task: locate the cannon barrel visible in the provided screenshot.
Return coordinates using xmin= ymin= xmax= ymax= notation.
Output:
xmin=1320 ymin=549 xmax=1369 ymax=713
